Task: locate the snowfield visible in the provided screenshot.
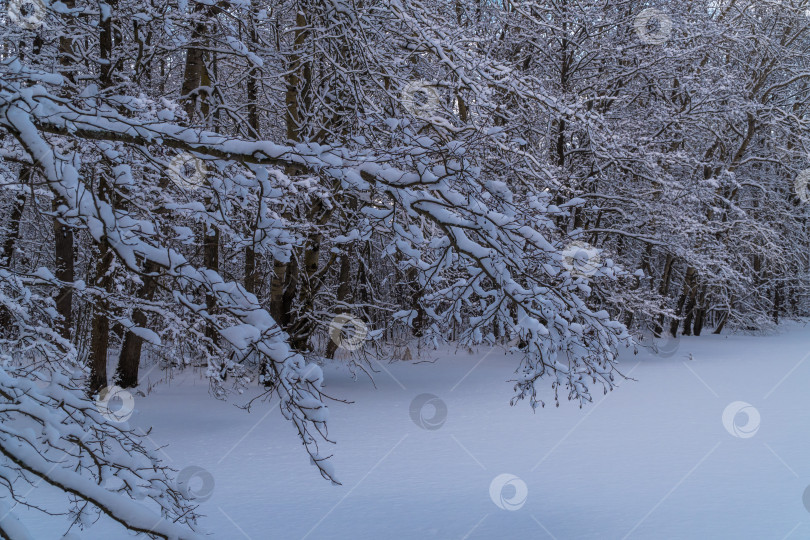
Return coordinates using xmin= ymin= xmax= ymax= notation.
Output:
xmin=22 ymin=322 xmax=810 ymax=539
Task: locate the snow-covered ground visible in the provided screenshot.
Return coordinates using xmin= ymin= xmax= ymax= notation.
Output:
xmin=25 ymin=322 xmax=810 ymax=539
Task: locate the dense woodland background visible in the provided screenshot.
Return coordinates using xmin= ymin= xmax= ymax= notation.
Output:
xmin=2 ymin=0 xmax=810 ymax=537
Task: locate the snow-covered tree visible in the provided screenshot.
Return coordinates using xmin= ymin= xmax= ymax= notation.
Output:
xmin=2 ymin=0 xmax=810 ymax=536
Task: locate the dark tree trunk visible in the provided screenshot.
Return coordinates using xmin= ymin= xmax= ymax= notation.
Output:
xmin=713 ymin=312 xmax=728 ymax=335
xmin=53 ymin=3 xmax=76 ymax=341
xmin=693 ymin=310 xmax=705 ymax=336
xmin=624 ymin=310 xmax=634 ymax=330
xmin=243 ymin=11 xmax=260 ymax=296
xmin=670 ymin=266 xmax=695 ymax=338
xmin=180 ymin=7 xmax=210 ymax=121
xmin=115 ymin=261 xmax=159 ymax=388
xmin=53 ymin=199 xmax=74 ymax=341
xmin=245 ymin=243 xmax=256 ymax=295
xmin=0 ymin=178 xmax=25 ymax=267
xmin=356 ymin=243 xmax=373 ymax=322
xmin=407 ymin=266 xmax=426 ymax=337
xmin=693 ymin=285 xmax=708 ymax=336
xmin=682 ymin=274 xmax=698 ymax=336
xmin=277 ymin=6 xmax=316 ymax=351
xmin=325 ymin=248 xmax=353 ymax=359
xmin=88 ymin=242 xmax=114 ymax=394
xmin=269 ymin=258 xmax=288 ymax=324
xmin=790 ymin=286 xmax=797 ymax=316
xmin=289 ymin=197 xmax=336 ymax=351
xmin=654 ymin=254 xmax=675 ymax=337
xmin=0 ymin=173 xmax=27 ymax=332
xmin=88 ymin=2 xmax=119 ymax=394
xmin=204 ymin=222 xmax=220 ymax=351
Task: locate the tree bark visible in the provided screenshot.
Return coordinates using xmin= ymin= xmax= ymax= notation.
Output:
xmin=693 ymin=285 xmax=708 ymax=336
xmin=244 ymin=243 xmax=256 ymax=295
xmin=669 ymin=266 xmax=695 ymax=337
xmin=115 ymin=262 xmax=159 ymax=388
xmin=653 ymin=254 xmax=674 ymax=337
xmin=88 ymin=0 xmax=119 ymax=394
xmin=88 ymin=243 xmax=114 ymax=393
xmin=713 ymin=312 xmax=728 ymax=335
xmin=244 ymin=6 xmax=261 ymax=294
xmin=325 ymin=248 xmax=353 ymax=359
xmin=179 ymin=5 xmax=210 ymax=122
xmin=269 ymin=258 xmax=288 ymax=324
xmin=0 ymin=171 xmax=27 ymax=332
xmin=52 ymin=201 xmax=74 ymax=340
xmin=270 ymin=4 xmax=313 ymax=346
xmin=52 ymin=0 xmax=77 ymax=341
xmin=88 ymin=175 xmax=115 ymax=393
xmin=406 ymin=266 xmax=426 ymax=337
xmin=203 ymin=222 xmax=220 ymax=351
xmin=682 ymin=272 xmax=699 ymax=336
xmin=0 ymin=175 xmax=25 ymax=268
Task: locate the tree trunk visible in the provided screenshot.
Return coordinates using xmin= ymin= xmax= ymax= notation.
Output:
xmin=325 ymin=248 xmax=353 ymax=359
xmin=86 ymin=182 xmax=116 ymax=389
xmin=653 ymin=254 xmax=674 ymax=337
xmin=115 ymin=262 xmax=159 ymax=388
xmin=245 ymin=243 xmax=256 ymax=295
xmin=203 ymin=222 xmax=220 ymax=351
xmin=180 ymin=5 xmax=210 ymax=121
xmin=692 ymin=285 xmax=707 ymax=336
xmin=0 ymin=175 xmax=25 ymax=267
xmin=271 ymin=5 xmax=313 ymax=347
xmin=290 ymin=232 xmax=323 ymax=351
xmin=88 ymin=1 xmax=118 ymax=394
xmin=670 ymin=266 xmax=695 ymax=337
xmin=280 ymin=253 xmax=300 ymax=329
xmin=682 ymin=273 xmax=699 ymax=336
xmin=53 ymin=200 xmax=74 ymax=340
xmin=53 ymin=0 xmax=77 ymax=342
xmin=713 ymin=310 xmax=729 ymax=335
xmin=244 ymin=8 xmax=261 ymax=294
xmin=406 ymin=266 xmax=426 ymax=337
xmin=88 ymin=239 xmax=115 ymax=393
xmin=284 ymin=8 xmax=309 ymax=144
xmin=0 ymin=172 xmax=27 ymax=332
xmin=269 ymin=258 xmax=289 ymax=324
xmin=289 ymin=196 xmax=334 ymax=350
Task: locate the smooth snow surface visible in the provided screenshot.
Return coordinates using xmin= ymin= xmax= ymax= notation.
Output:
xmin=24 ymin=323 xmax=810 ymax=538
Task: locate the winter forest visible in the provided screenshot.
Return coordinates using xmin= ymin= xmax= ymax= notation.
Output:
xmin=2 ymin=0 xmax=810 ymax=538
